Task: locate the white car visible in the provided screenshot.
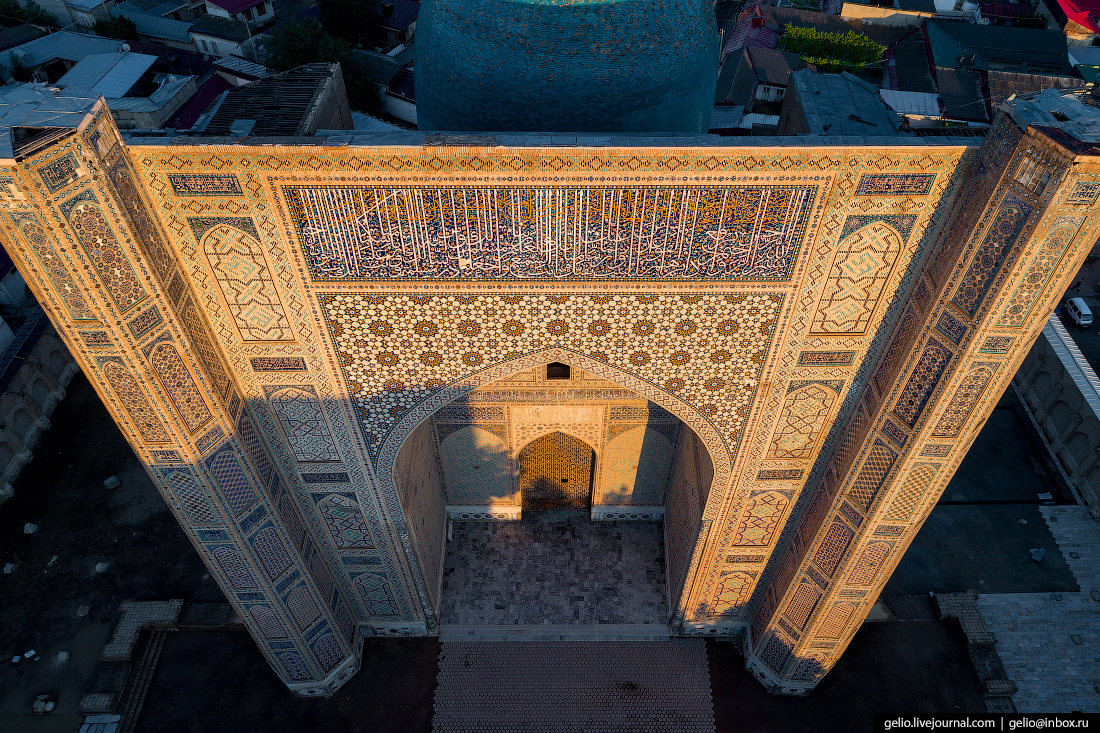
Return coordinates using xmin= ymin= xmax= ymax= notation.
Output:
xmin=1067 ymin=297 xmax=1093 ymax=327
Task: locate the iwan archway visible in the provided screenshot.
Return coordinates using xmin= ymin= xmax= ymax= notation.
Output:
xmin=390 ymin=356 xmax=717 ymax=634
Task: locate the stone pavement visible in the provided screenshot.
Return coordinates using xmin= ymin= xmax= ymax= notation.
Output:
xmin=977 ymin=506 xmax=1100 ymax=713
xmin=432 ymin=640 xmax=714 ymax=733
xmin=440 ymin=512 xmax=668 ymax=627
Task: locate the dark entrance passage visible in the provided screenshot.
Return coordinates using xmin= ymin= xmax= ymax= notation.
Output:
xmin=519 ymin=431 xmax=594 ymax=510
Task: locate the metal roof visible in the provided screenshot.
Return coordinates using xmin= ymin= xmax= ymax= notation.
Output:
xmin=114 ymin=3 xmax=194 ymax=41
xmin=206 ymin=0 xmax=266 ymax=15
xmin=936 ymin=66 xmax=990 ymax=122
xmin=1003 ymin=87 xmax=1100 ymax=143
xmin=0 ymin=83 xmax=100 ymax=159
xmin=3 ymin=31 xmax=121 ymax=70
xmin=791 ymin=69 xmax=907 ymax=135
xmin=926 ymin=19 xmax=1073 ymax=75
xmin=190 ymin=13 xmax=252 ymax=41
xmin=65 ymin=0 xmax=108 ymax=11
xmin=57 ymin=52 xmax=158 ymax=99
xmin=107 ymin=73 xmax=193 ymax=111
xmin=0 ymin=24 xmax=47 ymax=53
xmin=214 ymin=54 xmax=272 ymax=80
xmin=879 ymin=89 xmax=941 ymax=117
xmin=202 ymin=63 xmax=340 ymax=136
xmin=376 ymin=0 xmax=419 ymax=32
xmin=747 ymin=46 xmax=798 ymax=86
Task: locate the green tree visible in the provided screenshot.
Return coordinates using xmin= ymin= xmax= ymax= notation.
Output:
xmin=8 ymin=51 xmax=32 ymax=81
xmin=319 ymin=0 xmax=379 ymax=47
xmin=93 ymin=14 xmax=138 ymax=40
xmin=262 ymin=19 xmax=381 ymax=114
xmin=0 ymin=0 xmax=26 ymax=23
xmin=22 ymin=0 xmax=57 ymax=26
xmin=779 ymin=26 xmax=885 ymax=72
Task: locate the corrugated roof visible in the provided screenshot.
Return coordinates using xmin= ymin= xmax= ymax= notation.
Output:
xmin=191 ymin=13 xmax=251 ymax=41
xmin=3 ymin=31 xmax=121 ymax=70
xmin=709 ymin=105 xmax=744 ymax=129
xmin=791 ymin=69 xmax=907 ymax=135
xmin=927 ymin=19 xmax=1073 ymax=74
xmin=108 ymin=73 xmax=193 ymax=110
xmin=57 ymin=52 xmax=157 ymax=99
xmin=163 ymin=73 xmax=232 ymax=129
xmin=114 ymin=3 xmax=194 ymax=41
xmin=880 ymin=89 xmax=941 ymax=116
xmin=0 ymin=24 xmax=47 ymax=53
xmin=1003 ymin=87 xmax=1100 ymax=143
xmin=214 ymin=54 xmax=272 ymax=80
xmin=206 ymin=0 xmax=265 ymax=15
xmin=125 ymin=41 xmax=214 ymax=76
xmin=202 ymin=62 xmax=339 ymax=136
xmin=376 ymin=0 xmax=419 ymax=32
xmin=65 ymin=0 xmax=108 ymax=11
xmin=0 ymin=83 xmax=100 ymax=159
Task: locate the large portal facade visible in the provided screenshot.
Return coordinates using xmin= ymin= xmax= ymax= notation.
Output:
xmin=2 ymin=90 xmax=1098 ymax=696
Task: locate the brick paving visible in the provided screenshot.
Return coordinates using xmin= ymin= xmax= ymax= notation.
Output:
xmin=977 ymin=506 xmax=1100 ymax=713
xmin=440 ymin=512 xmax=668 ymax=627
xmin=101 ymin=600 xmax=183 ymax=661
xmin=432 ymin=640 xmax=714 ymax=733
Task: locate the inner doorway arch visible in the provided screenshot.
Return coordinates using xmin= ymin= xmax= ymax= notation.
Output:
xmin=518 ymin=431 xmax=596 ymax=510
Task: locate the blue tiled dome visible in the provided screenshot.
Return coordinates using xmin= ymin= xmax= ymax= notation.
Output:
xmin=415 ymin=0 xmax=719 ymax=133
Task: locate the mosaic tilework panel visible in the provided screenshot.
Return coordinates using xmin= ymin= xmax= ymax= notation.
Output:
xmin=1065 ymin=181 xmax=1100 ymax=205
xmin=951 ymin=193 xmax=1034 ymax=318
xmin=151 ymin=450 xmax=183 ymax=463
xmin=192 ymin=219 xmax=293 ymax=341
xmin=169 ymin=174 xmax=243 ymax=196
xmin=732 ymin=491 xmax=788 ymax=546
xmin=194 ymin=426 xmax=224 ymax=453
xmin=311 ymin=633 xmax=343 ymax=672
xmin=38 ymin=153 xmax=82 ymax=193
xmin=278 ymin=652 xmax=311 ymax=681
xmin=766 ymin=382 xmax=842 ymax=460
xmin=847 ymin=439 xmax=897 ymax=511
xmin=812 ymin=522 xmax=856 ymax=578
xmin=127 ymin=305 xmax=163 ymax=340
xmin=164 ymin=469 xmax=218 ymax=524
xmin=758 ymin=469 xmax=803 ymax=480
xmin=251 ymin=357 xmax=308 ymax=372
xmin=107 ymin=153 xmax=177 ymax=281
xmin=352 ymin=572 xmax=399 ymax=617
xmin=854 ymin=174 xmax=936 ymax=196
xmin=920 ymin=444 xmax=951 ymax=457
xmin=845 ymin=541 xmax=893 ymax=586
xmin=213 ymin=546 xmax=258 ymax=589
xmin=249 ymin=605 xmax=287 ymax=639
xmin=815 ymin=602 xmax=857 ymax=639
xmin=286 ymin=585 xmax=321 ymax=630
xmin=710 ymin=571 xmax=755 ymax=618
xmin=97 ymin=358 xmax=171 ymax=443
xmin=9 ymin=213 xmax=97 ymax=320
xmin=79 ymin=331 xmax=112 ymax=348
xmin=59 ymin=191 xmax=147 ymax=312
xmin=998 ymin=217 xmax=1081 ymax=328
xmin=797 ymin=351 xmax=855 ymax=367
xmin=810 ymin=217 xmax=911 ymax=334
xmin=317 ymin=494 xmax=375 ymax=549
xmin=439 ymin=425 xmax=513 ymax=504
xmin=881 ymin=419 xmax=907 ymax=448
xmin=931 ymin=364 xmax=996 ymax=438
xmin=980 ymin=336 xmax=1013 ymax=354
xmin=784 ymin=580 xmax=822 ymax=630
xmin=288 ymin=184 xmax=818 ymax=282
xmin=892 ymin=339 xmax=952 ymax=428
xmin=205 ymin=446 xmax=258 ymax=515
xmin=321 ymin=293 xmax=782 ymax=461
xmin=267 ymin=386 xmax=342 ymax=462
xmin=253 ymin=527 xmax=293 ymax=580
xmin=935 ymin=311 xmax=966 ymax=344
xmin=149 ymin=342 xmax=213 ymax=433
xmin=600 ymin=426 xmax=673 ymax=505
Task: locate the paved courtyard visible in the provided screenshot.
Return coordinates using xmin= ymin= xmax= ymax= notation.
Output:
xmin=977 ymin=506 xmax=1100 ymax=713
xmin=439 ymin=512 xmax=668 ymax=629
xmin=432 ymin=640 xmax=714 ymax=733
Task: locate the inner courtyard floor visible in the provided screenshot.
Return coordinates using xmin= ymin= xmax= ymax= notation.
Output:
xmin=438 ymin=511 xmax=669 ymax=629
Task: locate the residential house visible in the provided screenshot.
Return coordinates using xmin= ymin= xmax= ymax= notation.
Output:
xmin=190 ymin=13 xmax=253 ymax=56
xmin=56 ymin=51 xmax=197 ymax=128
xmin=375 ymin=0 xmax=418 ymax=46
xmin=64 ymin=0 xmax=115 ymax=28
xmin=204 ymin=0 xmax=274 ymax=25
xmin=112 ymin=2 xmax=196 ymax=50
xmin=2 ymin=30 xmax=121 ymax=82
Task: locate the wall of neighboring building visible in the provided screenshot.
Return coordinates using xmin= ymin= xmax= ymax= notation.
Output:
xmin=192 ymin=33 xmax=245 ymax=57
xmin=776 ymin=79 xmax=808 ymax=134
xmin=1013 ymin=315 xmax=1100 ymax=517
xmin=385 ymin=94 xmax=416 ymax=125
xmin=0 ymin=315 xmax=79 ymax=508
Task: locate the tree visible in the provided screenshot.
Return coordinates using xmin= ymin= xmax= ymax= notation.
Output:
xmin=0 ymin=0 xmax=26 ymax=23
xmin=779 ymin=26 xmax=885 ymax=72
xmin=319 ymin=0 xmax=379 ymax=47
xmin=93 ymin=14 xmax=138 ymax=40
xmin=22 ymin=0 xmax=57 ymax=27
xmin=8 ymin=51 xmax=32 ymax=81
xmin=262 ymin=19 xmax=382 ymax=114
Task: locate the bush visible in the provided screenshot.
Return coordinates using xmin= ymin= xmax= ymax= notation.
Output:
xmin=8 ymin=51 xmax=32 ymax=81
xmin=93 ymin=15 xmax=138 ymax=40
xmin=22 ymin=0 xmax=57 ymax=27
xmin=779 ymin=26 xmax=885 ymax=71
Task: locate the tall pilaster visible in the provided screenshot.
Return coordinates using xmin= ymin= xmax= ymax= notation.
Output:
xmin=0 ymin=103 xmax=359 ymax=695
xmin=747 ymin=112 xmax=1100 ymax=693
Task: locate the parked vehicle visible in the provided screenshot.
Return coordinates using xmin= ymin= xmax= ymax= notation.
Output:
xmin=1067 ymin=297 xmax=1093 ymax=327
